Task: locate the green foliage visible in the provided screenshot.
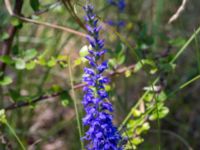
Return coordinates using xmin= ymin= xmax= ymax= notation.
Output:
xmin=30 ymin=0 xmax=40 ymax=11
xmin=0 ymin=32 xmax=9 ymax=41
xmin=0 ymin=55 xmax=13 ymax=65
xmin=0 ymin=75 xmax=13 ymax=86
xmin=60 ymin=91 xmax=71 ymax=107
xmin=0 ymin=0 xmax=200 ymax=149
xmin=15 ymin=58 xmax=26 ymax=70
xmin=108 ymin=43 xmax=126 ymax=69
xmin=0 ymin=110 xmax=6 ymax=124
xmin=124 ymin=89 xmax=169 ymax=149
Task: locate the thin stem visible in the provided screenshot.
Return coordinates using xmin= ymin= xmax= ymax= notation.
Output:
xmin=5 ymin=121 xmax=26 ymax=150
xmin=4 ymin=0 xmax=87 ymax=38
xmin=120 ymin=25 xmax=200 ymax=130
xmin=179 ymin=74 xmax=200 ymax=89
xmin=154 ymin=93 xmax=161 ymax=150
xmin=4 ymin=64 xmax=135 ymax=111
xmin=150 ymin=129 xmax=193 ymax=150
xmin=68 ymin=58 xmax=84 ymax=149
xmin=171 ymin=26 xmax=200 ymax=63
xmin=153 ymin=0 xmax=164 ymax=51
xmin=118 ymin=78 xmax=159 ymax=130
xmin=194 ymin=29 xmax=200 ymax=73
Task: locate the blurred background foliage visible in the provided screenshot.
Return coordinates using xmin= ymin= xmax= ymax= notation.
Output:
xmin=0 ymin=0 xmax=200 ymax=149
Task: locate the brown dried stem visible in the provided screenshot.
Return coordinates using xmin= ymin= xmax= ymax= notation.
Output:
xmin=4 ymin=64 xmax=135 ymax=111
xmin=4 ymin=0 xmax=87 ymax=38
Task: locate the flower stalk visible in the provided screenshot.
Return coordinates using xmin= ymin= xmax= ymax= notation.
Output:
xmin=81 ymin=4 xmax=123 ymax=150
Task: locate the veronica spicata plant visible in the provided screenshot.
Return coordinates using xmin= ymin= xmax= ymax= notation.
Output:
xmin=106 ymin=0 xmax=126 ymax=28
xmin=82 ymin=4 xmax=123 ymax=150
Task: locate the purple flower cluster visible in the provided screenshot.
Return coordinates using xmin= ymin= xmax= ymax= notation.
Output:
xmin=106 ymin=20 xmax=125 ymax=28
xmin=82 ymin=4 xmax=122 ymax=150
xmin=106 ymin=0 xmax=126 ymax=28
xmin=107 ymin=0 xmax=126 ymax=12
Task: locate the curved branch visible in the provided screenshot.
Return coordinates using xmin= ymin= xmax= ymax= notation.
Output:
xmin=0 ymin=0 xmax=24 ymax=71
xmin=3 ymin=64 xmax=135 ymax=111
xmin=4 ymin=0 xmax=87 ymax=38
xmin=168 ymin=0 xmax=188 ymax=24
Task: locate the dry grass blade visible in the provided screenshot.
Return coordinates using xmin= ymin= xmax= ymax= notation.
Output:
xmin=168 ymin=0 xmax=188 ymax=24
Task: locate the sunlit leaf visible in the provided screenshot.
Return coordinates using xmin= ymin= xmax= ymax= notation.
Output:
xmin=60 ymin=91 xmax=70 ymax=107
xmin=149 ymin=107 xmax=169 ymax=120
xmin=0 ymin=32 xmax=9 ymax=41
xmin=79 ymin=45 xmax=89 ymax=57
xmin=15 ymin=58 xmax=26 ymax=70
xmin=0 ymin=76 xmax=13 ymax=86
xmin=26 ymin=61 xmax=36 ymax=70
xmin=0 ymin=56 xmax=13 ymax=65
xmin=47 ymin=57 xmax=56 ymax=67
xmin=24 ymin=49 xmax=38 ymax=61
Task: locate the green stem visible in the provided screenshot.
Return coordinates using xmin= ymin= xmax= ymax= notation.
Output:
xmin=5 ymin=121 xmax=26 ymax=150
xmin=119 ymin=25 xmax=200 ymax=129
xmin=68 ymin=58 xmax=84 ymax=149
xmin=153 ymin=0 xmax=164 ymax=51
xmin=179 ymin=74 xmax=200 ymax=90
xmin=194 ymin=30 xmax=200 ymax=73
xmin=154 ymin=93 xmax=161 ymax=150
xmin=171 ymin=26 xmax=200 ymax=63
xmin=150 ymin=129 xmax=193 ymax=150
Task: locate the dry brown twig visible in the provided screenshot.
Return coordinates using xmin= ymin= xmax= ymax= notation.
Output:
xmin=0 ymin=0 xmax=23 ymax=71
xmin=3 ymin=64 xmax=135 ymax=111
xmin=4 ymin=0 xmax=87 ymax=38
xmin=168 ymin=0 xmax=188 ymax=24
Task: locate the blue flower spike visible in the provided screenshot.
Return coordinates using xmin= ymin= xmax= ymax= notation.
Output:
xmin=82 ymin=4 xmax=123 ymax=150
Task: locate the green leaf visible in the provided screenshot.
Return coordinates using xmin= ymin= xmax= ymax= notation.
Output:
xmin=141 ymin=59 xmax=155 ymax=67
xmin=79 ymin=45 xmax=89 ymax=57
xmin=0 ymin=109 xmax=6 ymax=123
xmin=144 ymin=93 xmax=154 ymax=102
xmin=149 ymin=107 xmax=169 ymax=120
xmin=0 ymin=76 xmax=13 ymax=86
xmin=108 ymin=59 xmax=117 ymax=68
xmin=115 ymin=43 xmax=125 ymax=55
xmin=0 ymin=56 xmax=13 ymax=65
xmin=135 ymin=122 xmax=150 ymax=135
xmin=60 ymin=91 xmax=70 ymax=107
xmin=57 ymin=55 xmax=68 ymax=61
xmin=0 ymin=32 xmax=9 ymax=41
xmin=10 ymin=17 xmax=21 ymax=27
xmin=30 ymin=0 xmax=40 ymax=11
xmin=51 ymin=85 xmax=62 ymax=92
xmin=117 ymin=55 xmax=125 ymax=65
xmin=169 ymin=37 xmax=186 ymax=47
xmin=134 ymin=61 xmax=143 ymax=72
xmin=141 ymin=122 xmax=150 ymax=131
xmin=158 ymin=91 xmax=167 ymax=101
xmin=12 ymin=45 xmax=19 ymax=55
xmin=159 ymin=63 xmax=176 ymax=72
xmin=37 ymin=57 xmax=46 ymax=66
xmin=9 ymin=89 xmax=21 ymax=102
xmin=131 ymin=109 xmax=142 ymax=117
xmin=47 ymin=57 xmax=56 ymax=67
xmin=131 ymin=137 xmax=144 ymax=145
xmin=150 ymin=68 xmax=158 ymax=74
xmin=24 ymin=49 xmax=38 ymax=61
xmin=15 ymin=59 xmax=26 ymax=70
xmin=26 ymin=61 xmax=36 ymax=70
xmin=74 ymin=58 xmax=82 ymax=67
xmin=105 ymin=85 xmax=111 ymax=92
